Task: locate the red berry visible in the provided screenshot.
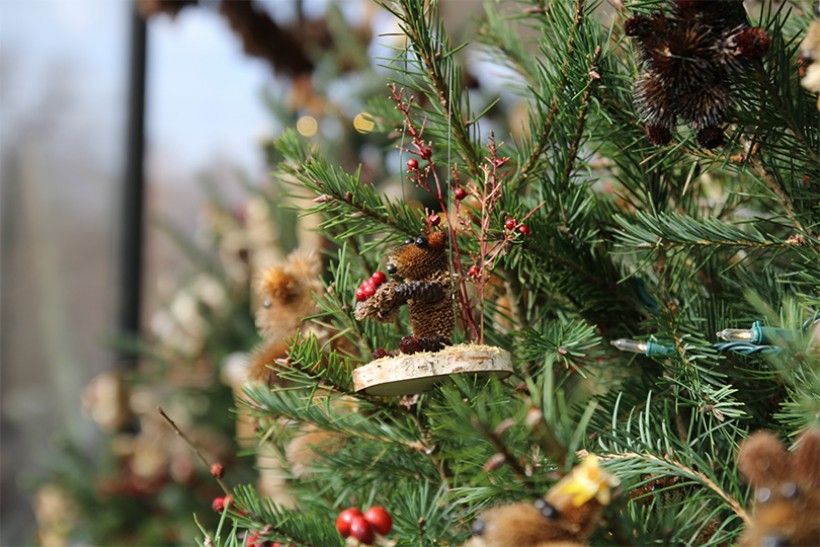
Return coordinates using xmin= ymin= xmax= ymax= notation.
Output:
xmin=468 ymin=265 xmax=480 ymax=279
xmin=518 ymin=224 xmax=530 ymax=236
xmin=370 ymin=271 xmax=386 ymax=285
xmin=454 ymin=187 xmax=467 ymax=201
xmin=361 ymin=278 xmax=376 ymax=291
xmin=212 ymin=496 xmax=229 ymax=512
xmin=364 ymin=506 xmax=393 ymax=535
xmin=406 ymin=158 xmax=418 ymax=171
xmin=504 ymin=218 xmax=516 ymax=231
xmin=350 ymin=515 xmax=375 ymax=544
xmin=355 ymin=288 xmax=367 ymax=302
xmin=210 ymin=463 xmax=224 ymax=478
xmin=362 ymin=284 xmax=376 ymax=298
xmin=245 ymin=532 xmax=266 ymax=547
xmin=336 ymin=507 xmax=363 ymax=537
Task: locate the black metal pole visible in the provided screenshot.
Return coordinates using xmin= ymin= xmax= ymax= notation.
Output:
xmin=118 ymin=5 xmax=148 ymax=367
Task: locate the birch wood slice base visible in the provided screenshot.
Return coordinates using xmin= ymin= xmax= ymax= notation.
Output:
xmin=352 ymin=344 xmax=513 ymax=396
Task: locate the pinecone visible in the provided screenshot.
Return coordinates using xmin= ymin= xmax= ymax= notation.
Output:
xmin=625 ymin=0 xmax=770 ymax=148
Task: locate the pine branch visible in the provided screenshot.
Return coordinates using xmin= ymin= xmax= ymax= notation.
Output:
xmin=601 ymin=452 xmax=750 ymax=525
xmin=556 ymin=45 xmax=602 ymax=197
xmin=614 ymin=211 xmax=816 ymax=252
xmin=511 ymin=0 xmax=588 ymax=191
xmin=386 ymin=0 xmax=484 ymax=179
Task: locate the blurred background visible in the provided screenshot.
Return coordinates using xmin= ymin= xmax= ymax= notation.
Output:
xmin=0 ymin=1 xmax=503 ymax=544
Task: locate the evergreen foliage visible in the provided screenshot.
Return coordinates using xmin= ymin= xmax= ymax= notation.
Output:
xmin=203 ymin=1 xmax=819 ymax=545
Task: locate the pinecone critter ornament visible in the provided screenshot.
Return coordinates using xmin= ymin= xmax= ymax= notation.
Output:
xmin=464 ymin=456 xmax=620 ymax=547
xmin=737 ymin=428 xmax=820 ymax=547
xmin=355 ymin=231 xmax=454 ymax=355
xmin=352 ymin=230 xmax=512 ymax=395
xmin=625 ymin=0 xmax=770 ymax=148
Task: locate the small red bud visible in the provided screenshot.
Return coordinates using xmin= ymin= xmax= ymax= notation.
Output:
xmin=454 ymin=187 xmax=467 ymax=201
xmin=468 ymin=265 xmax=480 ymax=278
xmin=406 ymin=158 xmax=418 ymax=171
xmin=428 ymin=213 xmax=441 ymax=227
xmin=419 ymin=147 xmax=432 ymax=160
xmin=210 ymin=463 xmax=224 ymax=478
xmin=504 ymin=218 xmax=516 ymax=231
xmin=212 ymin=495 xmax=232 ymax=512
xmin=518 ymin=224 xmax=530 ymax=236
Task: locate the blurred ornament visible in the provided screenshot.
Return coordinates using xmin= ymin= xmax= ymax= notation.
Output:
xmin=81 ymin=371 xmax=132 ymax=433
xmin=34 ymin=484 xmax=77 ymax=547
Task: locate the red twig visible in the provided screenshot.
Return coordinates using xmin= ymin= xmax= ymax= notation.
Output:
xmin=389 ymin=87 xmax=543 ymax=343
xmin=389 ymin=84 xmax=479 ymax=340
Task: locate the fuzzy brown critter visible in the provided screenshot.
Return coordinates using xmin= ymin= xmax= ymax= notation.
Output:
xmin=355 ymin=231 xmax=454 ymax=354
xmin=625 ymin=0 xmax=770 ymax=148
xmin=464 ymin=456 xmax=619 ymax=547
xmin=249 ymin=251 xmax=322 ymax=383
xmin=737 ymin=428 xmax=820 ymax=547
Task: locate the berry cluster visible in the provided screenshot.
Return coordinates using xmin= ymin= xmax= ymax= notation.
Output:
xmin=355 ymin=271 xmax=387 ymax=302
xmin=335 ymin=506 xmax=392 ymax=545
xmin=504 ymin=217 xmax=530 ymax=236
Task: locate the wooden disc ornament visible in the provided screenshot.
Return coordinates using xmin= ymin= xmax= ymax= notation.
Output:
xmin=352 ymin=232 xmax=513 ymax=396
xmin=353 ymin=344 xmax=512 ymax=396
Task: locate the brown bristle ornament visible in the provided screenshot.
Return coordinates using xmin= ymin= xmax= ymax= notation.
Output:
xmin=355 ymin=232 xmax=453 ymax=354
xmin=352 ymin=231 xmax=513 ymax=395
xmin=464 ymin=456 xmax=619 ymax=547
xmin=625 ymin=0 xmax=770 ymax=148
xmin=737 ymin=428 xmax=820 ymax=547
xmin=248 ymin=250 xmax=322 ymax=383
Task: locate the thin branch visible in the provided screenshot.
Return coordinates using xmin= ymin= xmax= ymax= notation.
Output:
xmin=511 ymin=0 xmax=587 ymax=191
xmin=601 ymin=452 xmax=751 ymax=525
xmin=158 ymin=406 xmax=231 ymax=495
xmin=472 ymin=416 xmax=540 ymax=494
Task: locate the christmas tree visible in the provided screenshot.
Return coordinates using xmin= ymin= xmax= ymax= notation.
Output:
xmin=44 ymin=0 xmax=820 ymax=545
xmin=204 ymin=1 xmax=819 ymax=545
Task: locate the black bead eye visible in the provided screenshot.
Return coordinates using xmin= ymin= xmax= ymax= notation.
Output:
xmin=780 ymin=483 xmax=798 ymax=499
xmin=387 ymin=263 xmax=397 ymax=274
xmin=404 ymin=237 xmax=414 ymax=245
xmin=534 ymin=499 xmax=559 ymax=520
xmin=471 ymin=518 xmax=486 ymax=536
xmin=415 ymin=236 xmax=428 ymax=247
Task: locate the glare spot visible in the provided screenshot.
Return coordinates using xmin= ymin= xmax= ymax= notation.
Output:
xmin=353 ymin=112 xmax=375 ymax=134
xmin=296 ymin=115 xmax=318 ymax=137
